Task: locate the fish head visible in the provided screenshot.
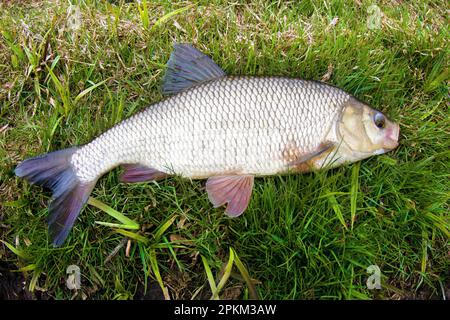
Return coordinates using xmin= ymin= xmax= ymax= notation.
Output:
xmin=338 ymin=98 xmax=399 ymax=159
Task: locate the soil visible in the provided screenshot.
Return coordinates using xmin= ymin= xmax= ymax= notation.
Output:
xmin=0 ymin=261 xmax=33 ymax=300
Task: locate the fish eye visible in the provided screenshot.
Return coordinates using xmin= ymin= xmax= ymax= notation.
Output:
xmin=373 ymin=113 xmax=386 ymax=129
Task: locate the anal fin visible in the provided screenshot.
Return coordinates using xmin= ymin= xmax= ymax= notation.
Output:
xmin=120 ymin=164 xmax=168 ymax=183
xmin=206 ymin=175 xmax=254 ymax=217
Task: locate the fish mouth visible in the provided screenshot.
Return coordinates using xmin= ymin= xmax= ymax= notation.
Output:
xmin=383 ymin=123 xmax=400 ymax=150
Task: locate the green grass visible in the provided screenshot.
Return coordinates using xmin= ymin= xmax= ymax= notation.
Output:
xmin=0 ymin=0 xmax=448 ymax=300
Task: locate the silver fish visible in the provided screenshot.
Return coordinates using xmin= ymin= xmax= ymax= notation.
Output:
xmin=15 ymin=44 xmax=400 ymax=246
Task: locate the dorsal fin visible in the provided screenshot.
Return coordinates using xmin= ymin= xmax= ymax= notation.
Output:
xmin=162 ymin=44 xmax=226 ymax=95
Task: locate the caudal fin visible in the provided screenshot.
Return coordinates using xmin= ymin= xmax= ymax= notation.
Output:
xmin=15 ymin=147 xmax=95 ymax=247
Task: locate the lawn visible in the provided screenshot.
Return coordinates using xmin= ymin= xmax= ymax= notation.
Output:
xmin=0 ymin=0 xmax=448 ymax=300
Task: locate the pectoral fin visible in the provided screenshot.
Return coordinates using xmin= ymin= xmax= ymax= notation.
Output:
xmin=287 ymin=141 xmax=335 ymax=168
xmin=206 ymin=175 xmax=254 ymax=217
xmin=119 ymin=164 xmax=168 ymax=183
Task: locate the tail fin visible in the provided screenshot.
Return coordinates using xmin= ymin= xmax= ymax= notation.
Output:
xmin=15 ymin=147 xmax=95 ymax=247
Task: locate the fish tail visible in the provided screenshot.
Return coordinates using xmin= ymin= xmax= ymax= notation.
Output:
xmin=15 ymin=147 xmax=95 ymax=247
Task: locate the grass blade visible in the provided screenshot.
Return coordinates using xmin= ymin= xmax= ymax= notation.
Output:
xmin=149 ymin=248 xmax=170 ymax=300
xmin=212 ymin=247 xmax=234 ymax=299
xmin=137 ymin=0 xmax=149 ymax=29
xmin=350 ymin=162 xmax=360 ymax=230
xmin=421 ymin=229 xmax=428 ymax=273
xmin=231 ymin=248 xmax=259 ymax=300
xmin=15 ymin=264 xmax=37 ymax=272
xmin=424 ymin=212 xmax=449 ymax=238
xmin=1 ymin=240 xmax=27 ymax=259
xmin=325 ymin=190 xmax=348 ymax=230
xmin=1 ymin=30 xmax=25 ymax=61
xmin=163 ymin=236 xmax=183 ymax=271
xmin=74 ymin=79 xmax=108 ymax=104
xmin=28 ymin=270 xmax=41 ymax=292
xmin=88 ymin=197 xmax=139 ymax=229
xmin=150 ymin=4 xmax=194 ymax=32
xmin=114 ymin=229 xmax=149 ymax=244
xmin=201 ymin=255 xmax=218 ymax=297
xmin=138 ymin=243 xmax=149 ymax=294
xmin=46 ymin=66 xmax=71 ymax=116
xmin=94 ymin=221 xmax=139 ymax=229
xmin=153 ymin=215 xmax=177 ymax=241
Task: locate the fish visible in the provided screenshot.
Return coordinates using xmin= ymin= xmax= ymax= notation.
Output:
xmin=15 ymin=44 xmax=400 ymax=246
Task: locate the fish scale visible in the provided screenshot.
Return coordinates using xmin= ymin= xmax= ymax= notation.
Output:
xmin=71 ymin=76 xmax=350 ymax=182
